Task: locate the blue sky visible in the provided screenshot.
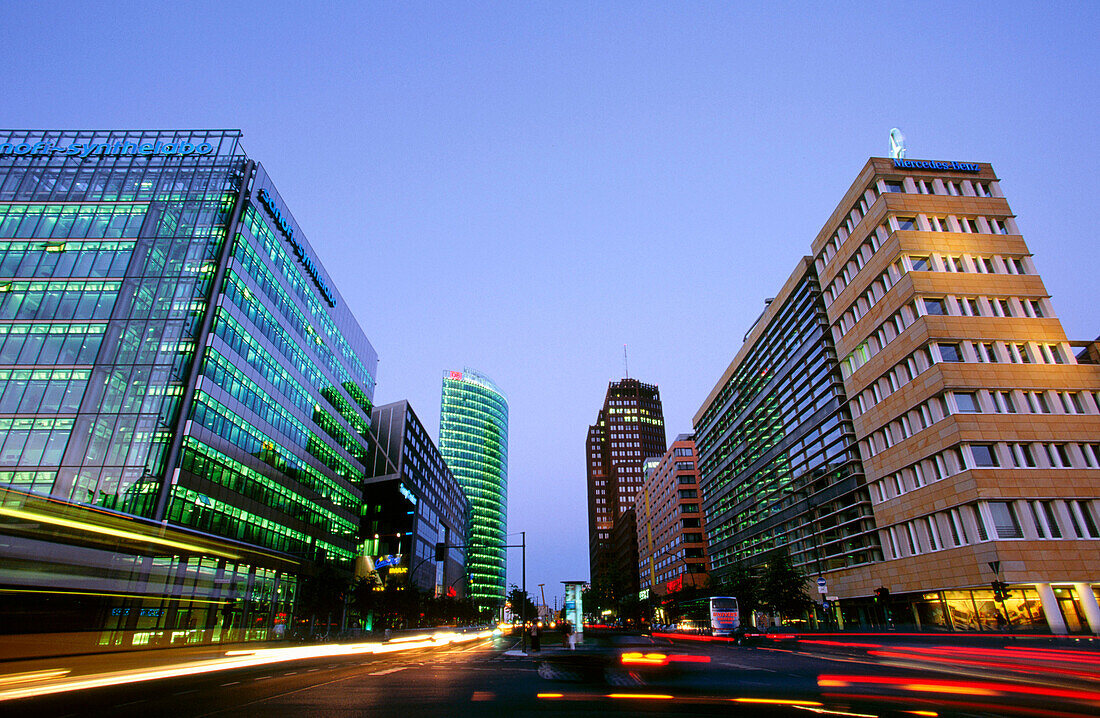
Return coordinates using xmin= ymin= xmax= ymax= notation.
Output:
xmin=4 ymin=1 xmax=1098 ymax=605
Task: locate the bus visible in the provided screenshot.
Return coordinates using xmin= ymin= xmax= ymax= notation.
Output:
xmin=709 ymin=596 xmax=740 ymax=636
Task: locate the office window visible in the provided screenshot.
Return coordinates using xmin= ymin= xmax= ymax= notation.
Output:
xmin=960 ymin=297 xmax=980 ymax=316
xmin=938 ymin=343 xmax=963 ymax=362
xmin=1012 ymin=443 xmax=1037 ymax=468
xmin=1040 ymin=502 xmax=1063 ymax=538
xmin=923 ymin=297 xmax=947 ymax=315
xmin=970 ymin=444 xmax=998 ymax=467
xmin=883 ymin=180 xmax=904 ymax=193
xmin=910 ymin=255 xmax=930 ymax=271
xmin=989 ymin=502 xmax=1023 ymax=539
xmin=1072 ymin=501 xmax=1099 ymax=538
xmin=1046 ymin=443 xmax=1072 ymax=468
xmin=896 ymin=216 xmax=917 ymax=231
xmin=953 ymin=392 xmax=979 ymax=413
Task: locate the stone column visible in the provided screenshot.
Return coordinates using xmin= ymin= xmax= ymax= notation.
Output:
xmin=1035 ymin=583 xmax=1068 ymax=635
xmin=1072 ymin=583 xmax=1100 ymax=636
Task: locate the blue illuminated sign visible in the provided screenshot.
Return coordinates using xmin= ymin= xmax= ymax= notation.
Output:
xmin=892 ymin=158 xmax=980 ymax=172
xmin=257 ymin=187 xmax=337 ymax=307
xmin=0 ymin=140 xmax=214 ymax=160
xmin=375 ymin=555 xmax=401 ymax=569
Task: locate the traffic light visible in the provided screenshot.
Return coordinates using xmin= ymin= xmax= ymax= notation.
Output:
xmin=991 ymin=580 xmax=1012 ymax=601
xmin=435 ymin=542 xmax=446 ymax=562
xmin=874 ymin=586 xmax=890 ymax=602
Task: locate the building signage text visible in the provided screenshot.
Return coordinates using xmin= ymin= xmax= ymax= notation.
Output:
xmin=257 ymin=187 xmax=337 ymax=307
xmin=892 ymin=158 xmax=980 ymax=172
xmin=0 ymin=140 xmax=215 ymax=160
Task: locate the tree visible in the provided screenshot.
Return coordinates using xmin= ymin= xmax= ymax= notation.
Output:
xmin=760 ymin=549 xmax=812 ymax=621
xmin=297 ymin=563 xmax=350 ymax=636
xmin=718 ymin=564 xmax=761 ymax=619
xmin=506 ymin=587 xmax=537 ymax=622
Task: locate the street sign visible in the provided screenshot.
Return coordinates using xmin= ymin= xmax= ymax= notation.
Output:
xmin=822 ymin=600 xmax=831 ymax=609
xmin=826 ymin=595 xmax=839 ymax=601
xmin=816 ymin=577 xmax=827 ymax=594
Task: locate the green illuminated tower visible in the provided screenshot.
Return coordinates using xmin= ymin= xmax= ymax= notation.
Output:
xmin=440 ymin=368 xmax=508 ymax=611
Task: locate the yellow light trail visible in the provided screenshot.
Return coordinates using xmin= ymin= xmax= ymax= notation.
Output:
xmin=607 ymin=693 xmax=674 ymax=700
xmin=0 ymin=630 xmax=492 ymax=702
xmin=0 ymin=506 xmax=239 ymax=559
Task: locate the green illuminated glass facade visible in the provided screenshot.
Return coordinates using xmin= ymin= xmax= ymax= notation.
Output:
xmin=0 ymin=130 xmax=379 ymax=645
xmin=694 ymin=259 xmax=881 ymax=583
xmin=439 ymin=368 xmax=508 ymax=610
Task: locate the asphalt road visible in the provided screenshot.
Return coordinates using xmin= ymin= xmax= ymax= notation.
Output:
xmin=5 ymin=631 xmax=1100 ymax=717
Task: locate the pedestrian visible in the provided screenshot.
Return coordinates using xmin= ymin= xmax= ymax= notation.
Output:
xmin=529 ymin=621 xmax=541 ymax=652
xmin=564 ymin=620 xmax=576 ymax=650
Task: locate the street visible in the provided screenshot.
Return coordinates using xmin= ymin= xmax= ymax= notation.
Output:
xmin=2 ymin=630 xmax=1099 ymax=717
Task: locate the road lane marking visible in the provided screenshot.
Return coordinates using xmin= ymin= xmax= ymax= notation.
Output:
xmin=220 ymin=681 xmax=239 ymax=686
xmin=368 ymin=667 xmax=407 ymax=676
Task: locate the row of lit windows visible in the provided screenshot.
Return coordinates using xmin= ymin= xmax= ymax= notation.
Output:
xmin=223 ymin=273 xmax=370 ymax=421
xmin=819 ymin=211 xmax=1017 ymax=314
xmin=0 ymin=239 xmax=134 ymax=279
xmin=168 ymin=485 xmax=353 ymax=563
xmin=234 ymin=228 xmax=374 ymax=401
xmin=0 ymin=148 xmax=240 ymax=205
xmin=191 ymin=392 xmax=361 ymax=496
xmin=0 ymin=416 xmax=73 ymax=467
xmin=201 ymin=347 xmax=365 ymax=473
xmin=0 ymin=322 xmax=103 ymax=366
xmin=240 ymin=209 xmax=374 ymax=389
xmin=882 ymin=499 xmax=1098 ymax=562
xmin=816 ymin=173 xmax=1002 ymax=271
xmin=0 ymin=367 xmax=89 ymax=414
xmin=0 ymin=279 xmax=119 ymax=322
xmin=0 ymin=202 xmax=149 ymax=240
xmin=228 ymin=262 xmax=367 ymax=418
xmin=180 ymin=438 xmax=356 ymax=537
xmin=832 ymin=250 xmax=1035 ymax=338
xmin=695 ymin=279 xmax=819 ymax=446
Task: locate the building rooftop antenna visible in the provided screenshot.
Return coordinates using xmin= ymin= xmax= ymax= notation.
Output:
xmin=623 ymin=344 xmax=629 ymax=379
xmin=889 ymin=128 xmax=907 ymax=159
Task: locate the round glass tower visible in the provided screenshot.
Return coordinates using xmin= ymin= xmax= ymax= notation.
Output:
xmin=439 ymin=368 xmax=508 ymax=612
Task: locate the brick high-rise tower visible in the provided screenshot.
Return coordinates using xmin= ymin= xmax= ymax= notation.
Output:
xmin=586 ymin=378 xmax=666 ymax=599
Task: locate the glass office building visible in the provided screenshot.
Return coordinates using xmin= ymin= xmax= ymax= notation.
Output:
xmin=694 ymin=259 xmax=881 ymax=586
xmin=439 ymin=368 xmax=508 ymax=611
xmin=0 ymin=129 xmax=379 ymax=650
xmin=362 ymin=400 xmax=468 ymax=598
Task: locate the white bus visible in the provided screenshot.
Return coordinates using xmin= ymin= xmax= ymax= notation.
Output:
xmin=709 ymin=596 xmax=740 ymax=636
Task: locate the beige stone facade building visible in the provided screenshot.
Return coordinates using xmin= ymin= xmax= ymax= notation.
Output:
xmin=810 ymin=157 xmax=1100 ymax=633
xmin=696 ymin=157 xmax=1100 ymax=634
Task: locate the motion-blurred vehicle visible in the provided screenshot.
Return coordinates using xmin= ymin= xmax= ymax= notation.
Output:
xmin=536 ymin=633 xmax=711 ymax=686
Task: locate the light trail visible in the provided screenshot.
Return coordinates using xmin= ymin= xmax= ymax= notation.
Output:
xmin=0 ymin=630 xmax=492 ymax=702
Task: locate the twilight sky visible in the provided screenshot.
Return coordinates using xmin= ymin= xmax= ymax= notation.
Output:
xmin=4 ymin=2 xmax=1098 ymax=608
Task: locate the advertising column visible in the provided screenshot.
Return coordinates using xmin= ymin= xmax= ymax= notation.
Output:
xmin=562 ymin=581 xmax=585 ymax=644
